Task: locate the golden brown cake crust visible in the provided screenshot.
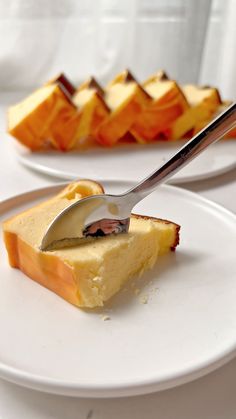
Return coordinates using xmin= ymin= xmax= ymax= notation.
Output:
xmin=131 ymin=213 xmax=180 ymax=251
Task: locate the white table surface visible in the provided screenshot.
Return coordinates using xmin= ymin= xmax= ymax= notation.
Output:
xmin=0 ymin=95 xmax=236 ymax=419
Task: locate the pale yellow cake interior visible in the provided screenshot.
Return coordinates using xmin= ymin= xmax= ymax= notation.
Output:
xmin=144 ymin=80 xmax=175 ymax=100
xmin=73 ymin=88 xmax=97 ymax=107
xmin=105 ymin=82 xmax=137 ymax=110
xmin=182 ymin=85 xmax=220 ymax=107
xmin=8 ymin=84 xmax=57 ymax=130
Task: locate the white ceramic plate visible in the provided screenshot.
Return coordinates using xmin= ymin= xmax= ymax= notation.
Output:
xmin=14 ymin=140 xmax=236 ymax=184
xmin=1 ymin=181 xmax=236 ymax=398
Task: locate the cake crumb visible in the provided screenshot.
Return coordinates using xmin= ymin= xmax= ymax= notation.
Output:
xmin=101 ymin=315 xmax=111 ymax=321
xmin=134 ymin=288 xmax=141 ymax=295
xmin=140 ymin=295 xmax=148 ymax=304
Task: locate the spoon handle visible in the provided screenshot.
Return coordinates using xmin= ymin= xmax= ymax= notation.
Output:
xmin=129 ymin=102 xmax=236 ymax=199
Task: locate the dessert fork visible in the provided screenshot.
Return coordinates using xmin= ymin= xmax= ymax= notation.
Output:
xmin=41 ymin=102 xmax=236 ymax=251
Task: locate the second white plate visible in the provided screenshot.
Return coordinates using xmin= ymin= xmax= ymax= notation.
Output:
xmin=14 ymin=140 xmax=236 ymax=183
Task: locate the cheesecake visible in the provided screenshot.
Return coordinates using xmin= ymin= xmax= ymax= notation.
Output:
xmin=8 ymin=74 xmax=80 ymax=151
xmin=72 ymin=77 xmax=110 ymax=148
xmin=131 ymin=72 xmax=189 ymax=142
xmin=3 ymin=180 xmax=180 ymax=308
xmin=96 ymin=70 xmax=151 ymax=145
xmin=8 ymin=70 xmax=234 ymax=150
xmin=169 ymin=85 xmax=222 ymax=140
xmin=205 ymin=100 xmax=236 ymax=139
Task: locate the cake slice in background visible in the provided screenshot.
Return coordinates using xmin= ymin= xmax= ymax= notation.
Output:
xmin=45 ymin=74 xmax=81 ymax=151
xmin=8 ymin=74 xmax=80 ymax=151
xmin=204 ymin=100 xmax=236 ymax=138
xmin=96 ymin=70 xmax=151 ymax=146
xmin=131 ymin=71 xmax=189 ymax=142
xmin=72 ymin=77 xmax=110 ymax=148
xmin=3 ymin=180 xmax=180 ymax=308
xmin=169 ymin=85 xmax=222 ymax=140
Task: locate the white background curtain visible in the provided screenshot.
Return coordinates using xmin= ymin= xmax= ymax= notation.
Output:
xmin=0 ymin=0 xmax=235 ymax=99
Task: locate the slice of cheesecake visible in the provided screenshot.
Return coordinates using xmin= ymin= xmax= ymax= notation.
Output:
xmin=3 ymin=180 xmax=180 ymax=308
xmin=131 ymin=71 xmax=189 ymax=142
xmin=183 ymin=84 xmax=222 ymax=136
xmin=169 ymin=85 xmax=222 ymax=140
xmin=8 ymin=74 xmax=80 ymax=151
xmin=44 ymin=74 xmax=81 ymax=151
xmin=96 ymin=70 xmax=151 ymax=146
xmin=203 ymin=101 xmax=236 ymax=139
xmin=72 ymin=77 xmax=110 ymax=148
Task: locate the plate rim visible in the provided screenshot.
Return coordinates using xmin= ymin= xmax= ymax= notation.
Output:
xmin=1 ymin=181 xmax=236 ymax=398
xmin=14 ymin=141 xmax=236 ymax=184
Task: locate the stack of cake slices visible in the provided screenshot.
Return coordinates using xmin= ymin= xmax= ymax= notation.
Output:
xmin=8 ymin=70 xmax=236 ymax=151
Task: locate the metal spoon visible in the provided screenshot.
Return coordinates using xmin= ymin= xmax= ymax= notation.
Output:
xmin=41 ymin=102 xmax=236 ymax=251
